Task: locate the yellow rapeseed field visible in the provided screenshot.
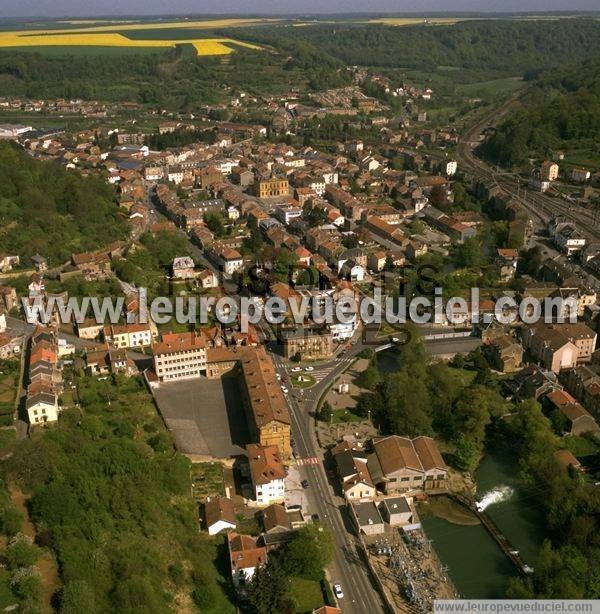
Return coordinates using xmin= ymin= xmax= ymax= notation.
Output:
xmin=366 ymin=17 xmax=465 ymax=26
xmin=0 ymin=22 xmax=265 ymax=56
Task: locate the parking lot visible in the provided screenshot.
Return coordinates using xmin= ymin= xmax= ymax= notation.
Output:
xmin=152 ymin=373 xmax=250 ymax=459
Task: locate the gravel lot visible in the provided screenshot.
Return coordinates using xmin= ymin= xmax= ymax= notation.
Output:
xmin=152 ymin=372 xmax=250 ymax=458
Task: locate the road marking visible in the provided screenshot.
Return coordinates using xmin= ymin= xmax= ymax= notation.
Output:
xmin=296 ymin=456 xmax=319 ymax=466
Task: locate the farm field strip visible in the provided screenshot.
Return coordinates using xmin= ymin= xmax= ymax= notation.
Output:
xmin=0 ymin=28 xmax=263 ymax=56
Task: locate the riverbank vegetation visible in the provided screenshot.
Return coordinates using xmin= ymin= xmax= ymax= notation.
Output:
xmin=491 ymin=402 xmax=600 ymax=599
xmin=356 ymin=334 xmax=507 ymax=472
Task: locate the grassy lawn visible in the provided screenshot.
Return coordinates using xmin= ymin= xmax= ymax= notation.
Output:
xmin=562 ymin=436 xmax=599 ymax=458
xmin=330 ymin=407 xmax=362 ymax=424
xmin=289 ymin=577 xmax=325 ymax=613
xmin=191 ymin=462 xmax=225 ymax=501
xmin=291 ymin=373 xmax=316 ymax=388
xmin=446 ymin=366 xmax=478 ymax=387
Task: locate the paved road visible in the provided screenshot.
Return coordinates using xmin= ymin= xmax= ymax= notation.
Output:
xmin=455 ymin=89 xmax=600 ymax=290
xmin=272 ymin=350 xmax=387 ymax=614
xmin=266 ymin=328 xmax=480 ymax=614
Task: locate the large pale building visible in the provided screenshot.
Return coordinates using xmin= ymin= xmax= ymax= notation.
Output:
xmin=280 ymin=326 xmax=333 ymax=361
xmin=367 ymin=435 xmax=447 ymax=494
xmin=153 ymin=332 xmax=207 ymax=382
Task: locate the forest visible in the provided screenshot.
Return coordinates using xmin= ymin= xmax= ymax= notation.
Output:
xmin=0 ymin=41 xmax=349 ymax=108
xmin=0 ymin=373 xmax=233 ymax=613
xmin=0 ymin=142 xmax=127 ymax=266
xmin=2 ymin=20 xmax=600 ymax=112
xmin=226 ymin=19 xmax=600 ymax=73
xmin=481 ymin=59 xmax=600 ymax=167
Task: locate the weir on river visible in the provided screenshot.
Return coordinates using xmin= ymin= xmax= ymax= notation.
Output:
xmin=439 ymin=492 xmax=534 ymax=577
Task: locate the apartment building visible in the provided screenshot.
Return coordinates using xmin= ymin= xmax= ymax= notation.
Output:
xmin=522 ymin=322 xmax=597 ymax=372
xmin=153 ymin=332 xmax=207 ymax=382
xmin=104 ymin=323 xmax=152 ymax=349
xmin=239 ymin=347 xmax=292 ymax=459
xmin=280 ymin=326 xmax=334 ymax=360
xmin=246 ymin=443 xmax=286 ymax=506
xmin=26 ymin=326 xmax=62 ymax=426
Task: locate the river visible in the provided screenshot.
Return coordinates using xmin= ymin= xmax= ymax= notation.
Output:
xmin=420 ymin=454 xmax=545 ymax=598
xmin=375 ymin=348 xmax=546 ymax=597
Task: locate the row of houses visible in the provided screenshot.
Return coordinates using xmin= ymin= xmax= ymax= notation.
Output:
xmin=25 ymin=327 xmax=63 ymax=425
xmin=333 ymin=435 xmax=448 ymax=504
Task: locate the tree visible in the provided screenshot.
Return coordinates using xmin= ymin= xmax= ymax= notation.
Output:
xmin=281 ymin=524 xmax=333 ymax=581
xmin=454 ymin=237 xmax=483 ymax=268
xmin=203 ymin=211 xmax=226 ymax=238
xmin=272 ymin=249 xmax=298 ymax=284
xmin=518 ymin=245 xmax=543 ymax=277
xmin=429 ymin=184 xmax=448 ymax=209
xmin=247 ymin=560 xmax=292 ymax=614
xmin=453 ymin=435 xmax=480 ymax=472
xmin=318 ymin=401 xmax=333 ymax=423
xmin=5 ymin=537 xmax=40 ymax=569
xmin=359 ymin=363 xmax=381 ymax=391
xmin=60 ymin=580 xmax=97 ymax=614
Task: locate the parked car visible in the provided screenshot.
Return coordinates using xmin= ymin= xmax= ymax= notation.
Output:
xmin=301 ymin=479 xmax=310 ymax=489
xmin=334 ymin=584 xmax=344 ymax=599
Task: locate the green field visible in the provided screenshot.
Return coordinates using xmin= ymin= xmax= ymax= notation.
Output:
xmin=289 ymin=577 xmax=325 ymax=612
xmin=7 ymin=44 xmax=167 ymax=56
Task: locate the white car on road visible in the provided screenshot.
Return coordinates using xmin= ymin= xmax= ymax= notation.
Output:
xmin=291 ymin=366 xmax=302 ymax=372
xmin=333 ymin=584 xmax=344 ymax=599
xmin=304 ymin=366 xmax=314 ymax=372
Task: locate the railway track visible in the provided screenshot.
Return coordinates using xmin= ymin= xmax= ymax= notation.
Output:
xmin=456 ymin=92 xmax=600 ymax=243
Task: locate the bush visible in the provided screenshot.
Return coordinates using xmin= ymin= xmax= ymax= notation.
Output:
xmin=5 ymin=538 xmax=40 ymax=570
xmin=0 ymin=504 xmax=23 ymax=537
xmin=11 ymin=568 xmax=41 ymax=602
xmin=60 ymin=580 xmax=96 ymax=614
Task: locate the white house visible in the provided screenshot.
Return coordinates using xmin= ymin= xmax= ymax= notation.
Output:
xmin=167 ymin=169 xmax=184 ymax=184
xmin=247 ymin=443 xmax=285 ymax=506
xmin=26 ymin=392 xmax=59 ymax=425
xmin=198 ymin=269 xmax=219 ymax=289
xmin=204 ymin=497 xmax=237 ymax=536
xmin=339 ymin=260 xmax=365 ymax=282
xmin=554 ymin=223 xmax=587 ymax=256
xmin=218 ymin=248 xmax=244 ymax=276
xmin=274 ymin=205 xmax=302 ymax=225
